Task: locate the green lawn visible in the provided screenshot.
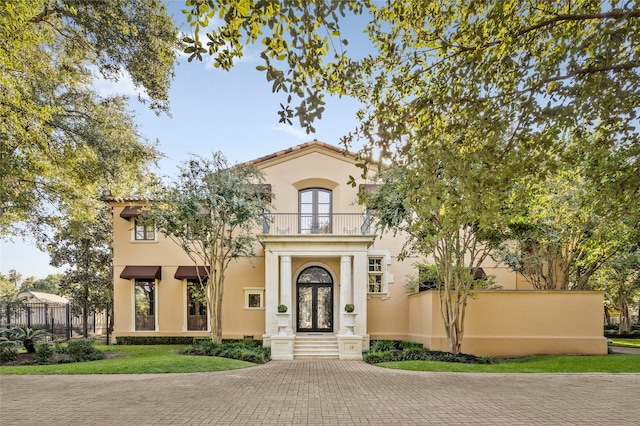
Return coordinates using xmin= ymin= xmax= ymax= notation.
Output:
xmin=3 ymin=344 xmax=639 ymax=375
xmin=377 ymin=353 xmax=640 ymax=373
xmin=0 ymin=345 xmax=255 ymax=375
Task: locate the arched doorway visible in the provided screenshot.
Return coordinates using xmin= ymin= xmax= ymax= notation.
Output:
xmin=296 ymin=266 xmax=333 ymax=332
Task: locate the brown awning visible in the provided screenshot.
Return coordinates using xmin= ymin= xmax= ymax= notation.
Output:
xmin=174 ymin=266 xmax=210 ymax=280
xmin=120 ymin=266 xmax=161 ymax=280
xmin=120 ymin=206 xmax=143 ymax=219
xmin=471 ymin=268 xmax=486 ymax=280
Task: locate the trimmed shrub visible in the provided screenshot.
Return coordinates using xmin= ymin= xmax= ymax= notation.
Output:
xmin=401 ymin=346 xmax=429 ymax=361
xmin=370 ymin=340 xmax=395 ymax=352
xmin=116 ymin=336 xmax=196 ymax=345
xmin=0 ymin=340 xmax=19 ymax=362
xmin=363 ymin=350 xmax=397 ymax=364
xmin=180 ymin=339 xmax=270 ymax=363
xmin=64 ymin=339 xmax=105 ymax=362
xmin=35 ymin=342 xmax=55 ymax=364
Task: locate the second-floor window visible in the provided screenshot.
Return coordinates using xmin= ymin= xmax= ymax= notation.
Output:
xmin=299 ymin=188 xmax=332 ymax=234
xmin=134 ymin=219 xmax=155 ymax=241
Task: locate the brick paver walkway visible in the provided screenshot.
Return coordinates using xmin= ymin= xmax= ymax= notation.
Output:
xmin=1 ymin=360 xmax=639 ymax=425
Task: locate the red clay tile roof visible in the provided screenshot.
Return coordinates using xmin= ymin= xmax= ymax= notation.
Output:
xmin=247 ymin=140 xmax=354 ymax=165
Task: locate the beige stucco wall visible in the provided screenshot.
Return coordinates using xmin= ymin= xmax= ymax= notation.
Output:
xmin=111 ymin=202 xmax=266 ymax=338
xmin=406 ymin=290 xmax=607 ymax=356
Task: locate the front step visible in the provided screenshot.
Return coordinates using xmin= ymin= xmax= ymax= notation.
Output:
xmin=293 ymin=334 xmax=339 ymax=359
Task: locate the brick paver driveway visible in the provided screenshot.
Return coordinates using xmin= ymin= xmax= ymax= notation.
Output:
xmin=2 ymin=360 xmax=639 ymax=425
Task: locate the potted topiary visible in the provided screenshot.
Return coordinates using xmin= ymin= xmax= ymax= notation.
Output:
xmin=343 ymin=304 xmax=357 ymax=335
xmin=276 ymin=304 xmax=290 ymax=335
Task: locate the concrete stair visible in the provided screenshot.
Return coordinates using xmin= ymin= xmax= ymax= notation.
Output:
xmin=293 ymin=334 xmax=339 ymax=359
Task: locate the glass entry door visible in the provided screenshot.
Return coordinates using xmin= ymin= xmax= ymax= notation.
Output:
xmin=296 ymin=266 xmax=333 ymax=332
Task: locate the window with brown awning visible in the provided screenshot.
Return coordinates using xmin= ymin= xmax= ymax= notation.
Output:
xmin=120 ymin=206 xmax=143 ymax=219
xmin=120 ymin=266 xmax=161 ymax=280
xmin=174 ymin=266 xmax=210 ymax=280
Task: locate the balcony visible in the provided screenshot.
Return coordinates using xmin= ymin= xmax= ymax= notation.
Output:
xmin=262 ymin=213 xmax=372 ymax=235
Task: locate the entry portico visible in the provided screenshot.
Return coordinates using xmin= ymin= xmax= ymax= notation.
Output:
xmin=260 ymin=234 xmax=374 ymax=359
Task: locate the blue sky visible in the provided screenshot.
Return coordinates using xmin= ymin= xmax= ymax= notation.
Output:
xmin=0 ymin=2 xmax=371 ymax=279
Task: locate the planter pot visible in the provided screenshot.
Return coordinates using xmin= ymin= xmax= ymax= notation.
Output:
xmin=276 ymin=313 xmax=290 ymax=335
xmin=343 ymin=312 xmax=357 ymax=335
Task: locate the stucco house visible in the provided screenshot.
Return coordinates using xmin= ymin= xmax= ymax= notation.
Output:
xmin=107 ymin=141 xmax=607 ymax=359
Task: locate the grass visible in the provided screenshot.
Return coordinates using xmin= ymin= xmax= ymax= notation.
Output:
xmin=377 ymin=353 xmax=640 ymax=373
xmin=0 ymin=345 xmax=255 ymax=375
xmin=2 ymin=343 xmax=638 ymax=375
xmin=609 ymin=338 xmax=640 ymax=348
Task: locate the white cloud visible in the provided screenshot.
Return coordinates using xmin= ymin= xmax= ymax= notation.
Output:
xmin=272 ymin=123 xmax=309 ymax=141
xmin=92 ymin=69 xmax=148 ymax=100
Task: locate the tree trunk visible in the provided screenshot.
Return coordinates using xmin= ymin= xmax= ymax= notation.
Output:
xmin=83 ymin=284 xmax=89 ymax=338
xmin=618 ymin=287 xmax=631 ymax=333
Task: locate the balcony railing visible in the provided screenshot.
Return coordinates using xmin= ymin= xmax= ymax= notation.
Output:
xmin=262 ymin=213 xmax=371 ymax=235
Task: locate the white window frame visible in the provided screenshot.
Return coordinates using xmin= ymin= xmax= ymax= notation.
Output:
xmin=132 ymin=279 xmax=158 ymax=331
xmin=367 ymin=250 xmax=393 ymax=296
xmin=243 ymin=287 xmax=265 ymax=310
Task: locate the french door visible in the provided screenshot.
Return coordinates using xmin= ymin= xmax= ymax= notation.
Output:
xmin=296 ymin=266 xmax=333 ymax=332
xmin=299 ymin=188 xmax=332 ymax=234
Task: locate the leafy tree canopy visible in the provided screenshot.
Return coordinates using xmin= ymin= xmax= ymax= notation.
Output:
xmin=185 ymin=0 xmax=639 ymax=209
xmin=18 ymin=274 xmax=63 ymax=294
xmin=1 ymin=0 xmax=179 ymax=237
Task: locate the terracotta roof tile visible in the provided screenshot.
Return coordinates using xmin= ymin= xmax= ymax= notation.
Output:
xmin=248 ymin=140 xmax=353 ymax=165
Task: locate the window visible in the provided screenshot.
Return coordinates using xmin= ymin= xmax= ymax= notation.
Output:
xmin=367 ymin=251 xmax=393 ymax=295
xmin=134 ymin=219 xmax=155 ymax=241
xmin=299 ymin=188 xmax=332 ymax=234
xmin=368 ymin=258 xmax=384 ymax=293
xmin=244 ymin=288 xmax=264 ymax=309
xmin=134 ymin=280 xmax=155 ymax=330
xmin=187 ymin=280 xmax=208 ymax=331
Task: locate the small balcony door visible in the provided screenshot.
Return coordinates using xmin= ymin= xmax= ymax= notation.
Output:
xmin=299 ymin=188 xmax=332 ymax=234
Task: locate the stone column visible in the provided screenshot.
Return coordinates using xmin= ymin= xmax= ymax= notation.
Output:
xmin=280 ymin=255 xmax=292 ymax=334
xmin=264 ymin=251 xmax=279 ymax=337
xmin=339 ymin=255 xmax=352 ymax=334
xmin=353 ymin=251 xmax=368 ymax=338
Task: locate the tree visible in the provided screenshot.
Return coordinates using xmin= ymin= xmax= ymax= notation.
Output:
xmin=18 ymin=274 xmax=62 ymax=294
xmin=494 ymin=171 xmax=636 ymax=290
xmin=145 ymin=153 xmax=271 ymax=343
xmin=1 ymin=0 xmax=178 ymax=236
xmin=185 ymin=0 xmax=639 ymax=206
xmin=592 ymin=246 xmax=640 ymax=333
xmin=0 ymin=274 xmax=18 ymax=300
xmin=364 ymin=162 xmax=510 ymax=354
xmin=48 ymin=206 xmax=112 ymax=338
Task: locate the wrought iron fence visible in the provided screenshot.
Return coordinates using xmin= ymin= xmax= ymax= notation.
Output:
xmin=0 ymin=301 xmax=109 ymax=339
xmin=262 ymin=213 xmax=371 ymax=235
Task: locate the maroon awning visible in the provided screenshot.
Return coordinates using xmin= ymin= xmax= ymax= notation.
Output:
xmin=120 ymin=206 xmax=143 ymax=219
xmin=471 ymin=268 xmax=486 ymax=280
xmin=120 ymin=266 xmax=161 ymax=280
xmin=174 ymin=266 xmax=210 ymax=280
